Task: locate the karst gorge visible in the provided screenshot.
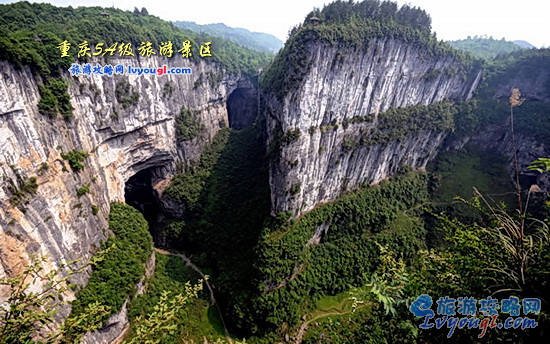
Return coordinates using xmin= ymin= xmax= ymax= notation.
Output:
xmin=0 ymin=1 xmax=549 ymax=343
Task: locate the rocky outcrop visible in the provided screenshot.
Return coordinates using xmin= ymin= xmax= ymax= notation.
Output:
xmin=265 ymin=37 xmax=481 ymax=215
xmin=0 ymin=55 xmax=243 ymax=335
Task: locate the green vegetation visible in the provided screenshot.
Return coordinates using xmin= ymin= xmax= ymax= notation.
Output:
xmin=287 ymin=183 xmax=301 ymax=196
xmin=281 ymin=128 xmax=301 ymax=144
xmin=38 ymin=78 xmax=73 ymax=119
xmin=448 ymin=36 xmax=528 ymax=60
xmin=65 ymin=203 xmax=152 ymax=340
xmin=428 ymin=146 xmax=516 ymax=218
xmin=175 ymin=106 xmax=204 ymax=141
xmin=163 ymin=120 xmax=546 ymax=341
xmin=125 ymin=281 xmax=205 ymax=344
xmin=235 ymin=172 xmax=429 ymax=333
xmin=529 ymin=158 xmax=550 ymax=174
xmin=261 ymin=0 xmax=476 ymax=99
xmin=362 ymin=102 xmax=457 ymax=145
xmin=38 ymin=162 xmax=49 ymax=174
xmin=0 ymin=252 xmax=244 ymax=344
xmin=173 ymin=21 xmax=283 ymax=54
xmin=8 ymin=176 xmax=38 ymax=207
xmin=91 ymin=204 xmax=99 ymax=215
xmin=115 ymin=79 xmax=139 ymax=108
xmin=165 ymin=128 xmax=230 ymax=210
xmin=76 ymin=184 xmax=90 ymax=197
xmin=127 ymin=253 xmax=226 ymax=343
xmin=0 ymin=256 xmax=111 ymax=344
xmin=0 ymin=1 xmax=271 ymax=77
xmin=164 ymin=127 xmax=271 ymax=336
xmin=269 ymin=102 xmax=474 ymax=161
xmin=61 ymin=149 xmax=89 ymax=172
xmin=478 ymin=48 xmax=550 ymax=98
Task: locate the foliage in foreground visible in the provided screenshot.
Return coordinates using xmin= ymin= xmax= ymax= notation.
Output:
xmin=125 ymin=283 xmax=204 ymax=344
xmin=127 ymin=253 xmax=226 ymax=343
xmin=0 ymin=255 xmax=110 ymax=344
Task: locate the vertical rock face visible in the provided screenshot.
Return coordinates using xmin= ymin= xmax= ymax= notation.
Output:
xmin=0 ymin=56 xmax=240 ymax=293
xmin=265 ymin=38 xmax=481 ymax=215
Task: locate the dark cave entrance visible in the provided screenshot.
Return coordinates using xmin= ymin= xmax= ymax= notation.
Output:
xmin=227 ymin=87 xmax=258 ymax=129
xmin=124 ymin=167 xmax=163 ymax=241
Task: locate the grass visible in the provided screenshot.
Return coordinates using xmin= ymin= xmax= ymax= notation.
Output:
xmin=313 ymin=293 xmax=354 ymax=316
xmin=295 ymin=291 xmax=372 ymax=344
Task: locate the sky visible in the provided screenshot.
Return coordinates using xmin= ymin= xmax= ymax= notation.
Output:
xmin=1 ymin=0 xmax=549 ymax=48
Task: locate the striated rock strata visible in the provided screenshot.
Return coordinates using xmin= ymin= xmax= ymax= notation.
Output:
xmin=0 ymin=55 xmax=244 ymax=334
xmin=265 ymin=37 xmax=481 ymax=215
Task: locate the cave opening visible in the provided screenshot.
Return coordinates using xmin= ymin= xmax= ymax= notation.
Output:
xmin=124 ymin=167 xmax=163 ymax=242
xmin=227 ymin=87 xmax=258 ymax=129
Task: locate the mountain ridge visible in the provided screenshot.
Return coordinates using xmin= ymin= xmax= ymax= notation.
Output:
xmin=173 ymin=20 xmax=284 ymax=54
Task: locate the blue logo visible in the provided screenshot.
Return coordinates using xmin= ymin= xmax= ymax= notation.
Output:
xmin=409 ymin=294 xmax=540 ymax=338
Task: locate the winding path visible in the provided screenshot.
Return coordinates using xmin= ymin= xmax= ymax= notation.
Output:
xmin=293 ymin=300 xmax=369 ymax=344
xmin=154 ymin=248 xmax=232 ymax=341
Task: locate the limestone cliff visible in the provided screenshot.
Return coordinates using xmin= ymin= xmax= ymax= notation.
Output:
xmin=264 ymin=37 xmax=481 ymax=215
xmin=0 ymin=55 xmax=244 ymax=315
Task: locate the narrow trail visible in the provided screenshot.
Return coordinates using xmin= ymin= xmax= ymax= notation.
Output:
xmin=154 ymin=248 xmax=232 ymax=341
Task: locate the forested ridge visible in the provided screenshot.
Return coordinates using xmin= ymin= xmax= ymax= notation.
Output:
xmin=448 ymin=36 xmax=531 ymax=60
xmin=261 ymin=0 xmax=477 ymax=98
xmin=0 ymin=1 xmax=271 ymax=77
xmin=173 ymin=21 xmax=283 ymax=54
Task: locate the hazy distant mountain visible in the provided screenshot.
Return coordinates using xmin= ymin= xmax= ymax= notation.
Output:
xmin=448 ymin=36 xmax=533 ymax=60
xmin=173 ymin=21 xmax=283 ymax=54
xmin=513 ymin=40 xmax=535 ymax=49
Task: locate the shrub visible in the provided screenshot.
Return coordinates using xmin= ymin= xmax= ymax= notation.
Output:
xmin=76 ymin=184 xmax=90 ymax=197
xmin=282 ymin=128 xmax=301 ymax=144
xmin=61 ymin=149 xmax=89 ymax=172
xmin=8 ymin=176 xmax=38 ymax=206
xmin=38 ymin=162 xmax=49 ymax=174
xmin=288 ymin=182 xmax=301 ymax=195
